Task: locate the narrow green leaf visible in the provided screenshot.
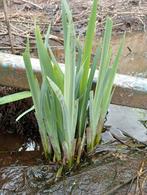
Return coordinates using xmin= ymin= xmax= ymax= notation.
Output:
xmin=76 ymin=38 xmax=83 ymax=71
xmin=75 ymin=65 xmax=84 ymax=98
xmin=88 ymin=90 xmax=94 ymax=147
xmin=23 ymin=39 xmax=40 ymax=112
xmin=46 ymin=76 xmax=70 ymax=143
xmin=101 ymin=33 xmax=125 ymax=115
xmin=44 ymin=24 xmax=51 ymax=48
xmin=35 ymin=26 xmax=54 ymax=80
xmin=78 ymin=46 xmax=101 ymax=137
xmin=94 ymin=17 xmax=113 ymax=106
xmin=44 ymin=25 xmax=64 ymax=92
xmin=71 ymin=99 xmax=79 ymax=140
xmin=80 ymin=0 xmax=99 ymax=94
xmin=64 ymin=22 xmax=75 ymax=117
xmin=0 ymin=91 xmax=31 ymax=105
xmin=44 ymin=90 xmax=61 ymax=161
xmin=23 ymin=38 xmax=50 ymax=158
xmin=47 ymin=76 xmax=76 ymax=161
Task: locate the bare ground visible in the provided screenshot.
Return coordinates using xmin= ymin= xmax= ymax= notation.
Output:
xmin=0 ymin=1 xmax=147 ymax=194
xmin=0 ymin=0 xmax=146 ymax=55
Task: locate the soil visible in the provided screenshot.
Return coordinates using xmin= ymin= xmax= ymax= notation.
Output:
xmin=0 ymin=149 xmax=147 ymax=194
xmin=0 ymin=0 xmax=147 ymax=194
xmin=0 ymin=85 xmax=44 ymax=167
xmin=0 ymin=86 xmax=38 ymax=136
xmin=1 ymin=0 xmax=146 ymax=141
xmin=0 ymin=0 xmax=146 ymax=55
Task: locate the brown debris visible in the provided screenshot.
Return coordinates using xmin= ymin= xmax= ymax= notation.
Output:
xmin=2 ymin=0 xmax=15 ymax=53
xmin=0 ymin=0 xmax=146 ymax=55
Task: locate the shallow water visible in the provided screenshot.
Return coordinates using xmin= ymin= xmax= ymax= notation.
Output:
xmin=0 ymin=32 xmax=147 ymax=194
xmin=1 ymin=105 xmax=147 ymax=194
xmin=0 ymin=133 xmax=42 ymax=168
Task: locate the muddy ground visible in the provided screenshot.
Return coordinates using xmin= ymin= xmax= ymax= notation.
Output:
xmin=0 ymin=86 xmax=38 ymax=136
xmin=0 ymin=0 xmax=147 ymax=194
xmin=0 ymin=0 xmax=146 ymax=137
xmin=0 ymin=0 xmax=147 ymax=55
xmin=1 ymin=149 xmax=147 ymax=194
xmin=0 ymin=0 xmax=147 ymax=135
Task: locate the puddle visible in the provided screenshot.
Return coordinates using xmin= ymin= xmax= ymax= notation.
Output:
xmin=1 ymin=104 xmax=147 ymax=194
xmin=18 ymin=138 xmax=40 ymax=152
xmin=1 ymin=39 xmax=147 ymax=191
xmin=0 ymin=132 xmax=42 ymax=168
xmin=1 ymin=104 xmax=147 ymax=167
xmin=0 ymin=1 xmax=147 ymax=193
xmin=0 ymin=133 xmax=40 ymax=152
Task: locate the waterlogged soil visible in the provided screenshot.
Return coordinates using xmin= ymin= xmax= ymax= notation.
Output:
xmin=0 ymin=144 xmax=147 ymax=194
xmin=0 ymin=86 xmax=147 ymax=194
xmin=0 ymin=86 xmax=39 ymax=136
xmin=0 ymin=0 xmax=147 ymax=79
xmin=1 ymin=0 xmax=147 ymax=194
xmin=0 ymin=86 xmax=44 ymax=166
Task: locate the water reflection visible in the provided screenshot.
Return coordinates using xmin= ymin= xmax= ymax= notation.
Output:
xmin=18 ymin=138 xmax=40 ymax=152
xmin=0 ymin=133 xmax=40 ymax=153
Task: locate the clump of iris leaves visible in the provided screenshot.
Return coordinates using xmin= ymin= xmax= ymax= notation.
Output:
xmin=0 ymin=0 xmax=125 ymax=169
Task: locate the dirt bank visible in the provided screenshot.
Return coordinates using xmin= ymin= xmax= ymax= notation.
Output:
xmin=0 ymin=0 xmax=146 ymax=55
xmin=0 ymin=86 xmax=38 ymax=137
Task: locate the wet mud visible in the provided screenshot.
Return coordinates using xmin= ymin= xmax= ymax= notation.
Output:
xmin=0 ymin=149 xmax=147 ymax=194
xmin=1 ymin=88 xmax=147 ymax=194
xmin=0 ymin=86 xmax=38 ymax=135
xmin=0 ymin=0 xmax=147 ymax=194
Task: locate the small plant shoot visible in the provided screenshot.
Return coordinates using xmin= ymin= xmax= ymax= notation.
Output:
xmin=0 ymin=0 xmax=125 ymax=169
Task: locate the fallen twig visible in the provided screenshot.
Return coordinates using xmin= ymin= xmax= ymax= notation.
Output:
xmin=110 ymin=132 xmax=145 ymax=152
xmin=130 ymin=161 xmax=145 ymax=195
xmin=104 ymin=162 xmax=147 ymax=195
xmin=104 ymin=175 xmax=138 ymax=195
xmin=2 ymin=0 xmax=15 ymax=53
xmin=21 ymin=0 xmax=43 ymax=10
